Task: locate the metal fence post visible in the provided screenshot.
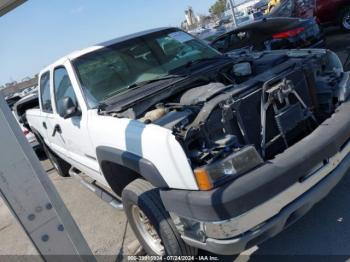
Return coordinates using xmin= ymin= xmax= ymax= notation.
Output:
xmin=0 ymin=95 xmax=95 ymax=261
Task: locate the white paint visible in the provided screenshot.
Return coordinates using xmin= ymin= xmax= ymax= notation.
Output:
xmin=27 ymin=55 xmax=199 ymax=190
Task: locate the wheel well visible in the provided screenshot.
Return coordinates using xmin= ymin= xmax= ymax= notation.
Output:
xmin=32 ymin=130 xmax=47 ymax=150
xmin=32 ymin=129 xmax=60 ymax=158
xmin=100 ymin=160 xmax=142 ymax=198
xmin=32 ymin=129 xmax=43 ymax=142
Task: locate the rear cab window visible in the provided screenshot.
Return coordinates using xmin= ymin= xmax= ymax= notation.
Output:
xmin=39 ymin=72 xmax=53 ymax=113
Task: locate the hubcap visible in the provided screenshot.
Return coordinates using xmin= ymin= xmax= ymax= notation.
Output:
xmin=131 ymin=205 xmax=165 ymax=255
xmin=343 ymin=12 xmax=350 ymax=30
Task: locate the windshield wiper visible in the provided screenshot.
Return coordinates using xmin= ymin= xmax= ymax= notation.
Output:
xmin=127 ymin=75 xmax=183 ymax=90
xmin=100 ymin=75 xmax=185 ymax=105
xmin=184 ymin=56 xmax=225 ymax=69
xmin=171 ymin=56 xmax=228 ymax=74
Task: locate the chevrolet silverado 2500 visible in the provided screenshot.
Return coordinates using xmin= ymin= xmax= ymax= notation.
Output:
xmin=26 ymin=27 xmax=350 ymax=255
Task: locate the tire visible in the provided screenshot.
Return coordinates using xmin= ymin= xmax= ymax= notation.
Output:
xmin=33 ymin=132 xmax=70 ymax=177
xmin=43 ymin=143 xmax=70 ymax=177
xmin=122 ymin=179 xmax=197 ymax=256
xmin=339 ymin=7 xmax=350 ymax=31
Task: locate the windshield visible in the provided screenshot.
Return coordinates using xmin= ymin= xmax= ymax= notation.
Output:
xmin=72 ymin=29 xmax=220 ymax=108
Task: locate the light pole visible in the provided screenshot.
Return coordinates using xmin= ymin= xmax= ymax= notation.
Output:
xmin=228 ymin=0 xmax=238 ymax=28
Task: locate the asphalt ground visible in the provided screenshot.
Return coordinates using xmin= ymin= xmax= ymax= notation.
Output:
xmin=0 ymin=28 xmax=350 ymax=261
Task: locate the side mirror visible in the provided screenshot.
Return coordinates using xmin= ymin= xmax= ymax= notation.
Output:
xmin=61 ymin=96 xmax=81 ymax=119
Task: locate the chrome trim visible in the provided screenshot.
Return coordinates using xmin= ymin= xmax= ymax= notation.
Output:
xmin=179 ymin=140 xmax=350 ymax=240
xmin=335 ymin=72 xmax=350 ymax=102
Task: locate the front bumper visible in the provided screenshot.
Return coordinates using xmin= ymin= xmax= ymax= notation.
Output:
xmin=160 ymin=100 xmax=350 ymax=255
xmin=180 ymin=149 xmax=350 ymax=255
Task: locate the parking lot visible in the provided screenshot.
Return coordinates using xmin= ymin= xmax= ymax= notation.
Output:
xmin=1 ymin=28 xmax=350 ymax=261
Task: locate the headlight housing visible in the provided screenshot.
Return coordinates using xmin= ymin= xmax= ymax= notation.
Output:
xmin=194 ymin=146 xmax=263 ymax=191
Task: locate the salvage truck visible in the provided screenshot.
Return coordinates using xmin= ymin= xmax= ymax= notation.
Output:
xmin=26 ymin=27 xmax=350 ymax=255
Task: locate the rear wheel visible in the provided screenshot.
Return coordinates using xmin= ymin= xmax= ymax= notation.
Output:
xmin=122 ymin=179 xmax=197 ymax=256
xmin=340 ymin=7 xmax=350 ymax=31
xmin=33 ymin=132 xmax=70 ymax=177
xmin=42 ymin=142 xmax=70 ymax=177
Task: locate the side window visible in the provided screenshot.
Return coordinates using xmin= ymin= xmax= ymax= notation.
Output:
xmin=228 ymin=31 xmax=251 ymax=50
xmin=40 ymin=72 xmax=53 ymax=113
xmin=53 ymin=67 xmax=79 ymax=117
xmin=227 ymin=33 xmax=241 ymax=49
xmin=211 ymin=36 xmax=228 ymax=53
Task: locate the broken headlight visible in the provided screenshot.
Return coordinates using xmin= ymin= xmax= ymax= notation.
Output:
xmin=194 ymin=146 xmax=263 ymax=191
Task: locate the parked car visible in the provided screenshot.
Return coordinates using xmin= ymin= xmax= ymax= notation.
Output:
xmin=316 ymin=0 xmax=350 ymax=31
xmin=266 ymin=0 xmax=350 ymax=31
xmin=210 ymin=17 xmax=324 ymax=53
xmin=13 ymin=93 xmax=41 ymax=150
xmin=235 ymin=11 xmax=265 ymax=28
xmin=26 ymin=27 xmax=350 ymax=256
xmin=195 ymin=27 xmax=227 ymax=43
xmin=5 ymin=95 xmax=21 ymax=109
xmin=254 ymin=0 xmax=270 ymax=12
xmin=5 ymin=94 xmax=40 ymax=150
xmin=266 ymin=0 xmax=315 ymax=18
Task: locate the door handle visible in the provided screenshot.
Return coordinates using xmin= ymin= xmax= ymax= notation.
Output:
xmin=52 ymin=124 xmax=62 ymax=137
xmin=42 ymin=122 xmax=47 ymax=129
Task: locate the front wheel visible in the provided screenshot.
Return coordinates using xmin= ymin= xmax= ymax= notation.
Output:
xmin=122 ymin=179 xmax=197 ymax=256
xmin=340 ymin=7 xmax=350 ymax=31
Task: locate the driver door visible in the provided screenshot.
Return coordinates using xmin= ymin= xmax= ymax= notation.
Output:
xmin=51 ymin=64 xmax=101 ymax=181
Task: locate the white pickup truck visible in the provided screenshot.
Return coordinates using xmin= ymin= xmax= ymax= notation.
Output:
xmin=27 ymin=27 xmax=350 ymax=256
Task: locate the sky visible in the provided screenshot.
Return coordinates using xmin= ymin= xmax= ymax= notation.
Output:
xmin=0 ymin=0 xmax=216 ymax=86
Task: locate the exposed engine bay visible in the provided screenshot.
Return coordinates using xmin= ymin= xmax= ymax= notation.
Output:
xmin=105 ymin=50 xmax=350 ymax=169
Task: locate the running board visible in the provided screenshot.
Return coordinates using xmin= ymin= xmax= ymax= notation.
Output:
xmin=68 ymin=167 xmax=123 ymax=210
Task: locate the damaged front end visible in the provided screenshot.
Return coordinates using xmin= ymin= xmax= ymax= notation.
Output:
xmin=111 ymin=49 xmax=350 ymax=190
xmin=170 ymin=50 xmax=347 ymax=189
xmin=158 ymin=50 xmax=350 ymax=255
